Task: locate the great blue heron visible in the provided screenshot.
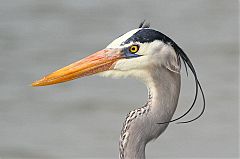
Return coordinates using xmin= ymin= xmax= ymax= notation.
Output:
xmin=32 ymin=22 xmax=205 ymax=159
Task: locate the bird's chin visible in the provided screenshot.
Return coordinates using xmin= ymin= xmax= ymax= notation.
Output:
xmin=98 ymin=69 xmax=150 ymax=83
xmin=98 ymin=70 xmax=130 ymax=79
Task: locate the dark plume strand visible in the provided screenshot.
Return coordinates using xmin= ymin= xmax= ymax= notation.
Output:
xmin=175 ymin=45 xmax=206 ymax=124
xmin=183 ymin=60 xmax=189 ymax=76
xmin=157 ymin=43 xmax=205 ymax=124
xmin=139 ymin=20 xmax=150 ymax=28
xmin=176 ymin=79 xmax=206 ymax=124
xmin=175 ymin=48 xmax=205 ymax=123
xmin=157 ymin=71 xmax=199 ymax=124
xmin=139 ymin=20 xmax=145 ymax=28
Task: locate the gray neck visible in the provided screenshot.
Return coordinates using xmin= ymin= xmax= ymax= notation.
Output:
xmin=119 ymin=68 xmax=181 ymax=159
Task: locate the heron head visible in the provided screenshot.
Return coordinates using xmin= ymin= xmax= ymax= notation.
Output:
xmin=32 ymin=24 xmax=181 ymax=86
xmin=101 ymin=28 xmax=181 ymax=80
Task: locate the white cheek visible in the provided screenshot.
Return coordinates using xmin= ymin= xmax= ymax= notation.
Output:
xmin=98 ymin=69 xmax=151 ymax=84
xmin=113 ymin=56 xmax=149 ymax=71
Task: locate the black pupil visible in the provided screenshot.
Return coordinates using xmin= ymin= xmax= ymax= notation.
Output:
xmin=132 ymin=46 xmax=137 ymax=52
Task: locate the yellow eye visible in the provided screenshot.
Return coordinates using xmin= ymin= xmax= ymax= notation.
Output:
xmin=129 ymin=45 xmax=139 ymax=53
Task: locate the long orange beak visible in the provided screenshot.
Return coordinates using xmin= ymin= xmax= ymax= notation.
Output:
xmin=32 ymin=49 xmax=123 ymax=87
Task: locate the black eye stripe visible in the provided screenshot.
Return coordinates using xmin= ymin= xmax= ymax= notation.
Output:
xmin=122 ymin=29 xmax=174 ymax=45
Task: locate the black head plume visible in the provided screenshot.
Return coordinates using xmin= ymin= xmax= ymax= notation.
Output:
xmin=157 ymin=42 xmax=206 ymax=124
xmin=156 ymin=40 xmax=206 ymax=124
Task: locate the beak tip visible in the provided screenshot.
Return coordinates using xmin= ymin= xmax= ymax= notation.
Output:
xmin=32 ymin=78 xmax=45 ymax=87
xmin=31 ymin=81 xmax=40 ymax=87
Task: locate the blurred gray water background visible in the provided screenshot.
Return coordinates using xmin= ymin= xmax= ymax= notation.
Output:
xmin=0 ymin=0 xmax=238 ymax=158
